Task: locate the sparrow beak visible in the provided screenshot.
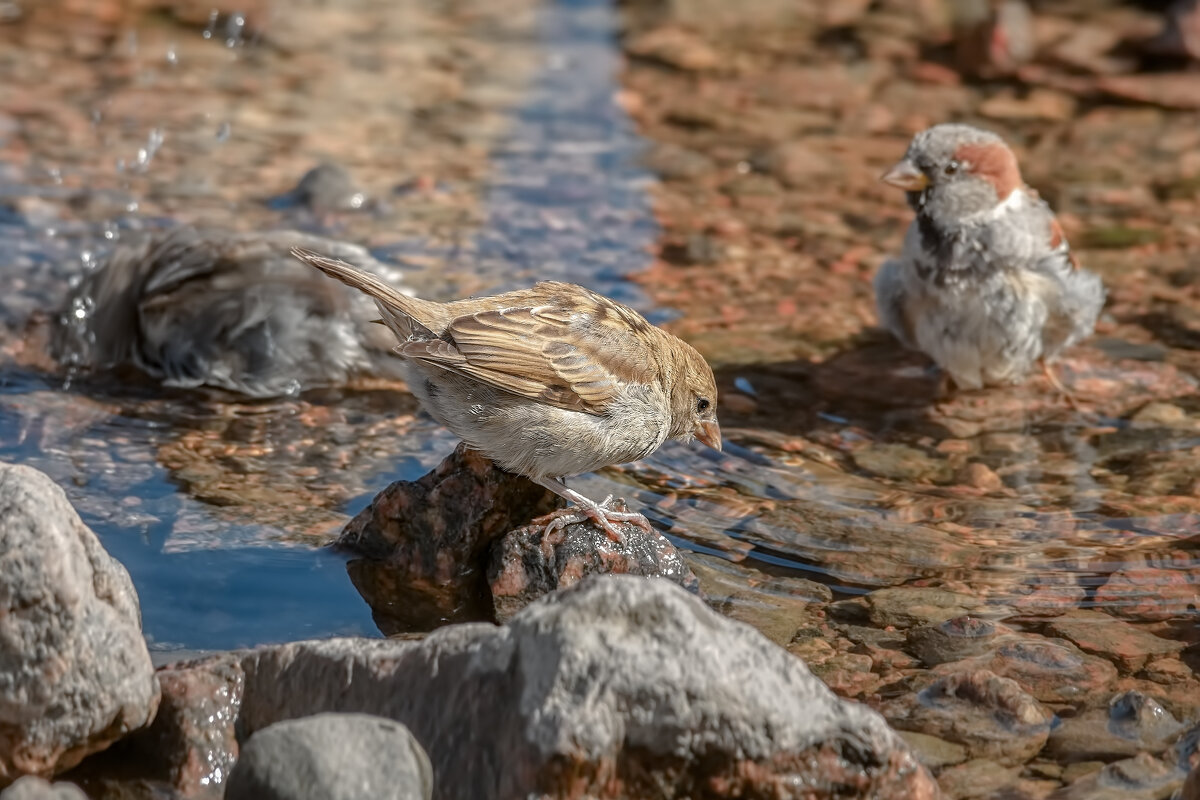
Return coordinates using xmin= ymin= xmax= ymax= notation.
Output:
xmin=696 ymin=419 xmax=723 ymax=452
xmin=881 ymin=159 xmax=929 ymax=192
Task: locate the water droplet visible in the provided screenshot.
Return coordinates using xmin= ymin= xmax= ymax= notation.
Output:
xmin=225 ymin=13 xmax=246 ymax=47
xmin=734 ymin=376 xmax=756 ymax=396
xmin=215 ymin=121 xmax=231 ymax=142
xmin=166 ymin=45 xmax=178 ymax=66
xmin=202 ymin=9 xmax=219 ymax=40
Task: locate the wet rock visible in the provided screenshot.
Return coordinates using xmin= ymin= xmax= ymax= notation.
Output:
xmin=624 ymin=26 xmax=719 ymax=72
xmin=883 ymin=670 xmax=1054 ymax=766
xmin=753 ymin=141 xmax=843 ymax=190
xmin=1049 ymin=753 xmax=1182 ymax=800
xmin=1045 ymin=611 xmax=1185 ymax=673
xmin=897 ymin=731 xmax=969 ymax=770
xmin=1092 ymin=564 xmax=1199 ymax=623
xmin=862 ymin=586 xmax=996 ymax=629
xmin=956 ymin=462 xmax=1005 ymax=492
xmin=1185 ymin=762 xmax=1200 ymax=800
xmin=339 ymin=443 xmax=559 ymax=631
xmin=689 ymin=553 xmax=830 ymax=646
xmin=907 ymin=616 xmax=1005 ymax=667
xmin=0 ymin=778 xmax=86 ymax=800
xmin=52 ymin=226 xmax=408 ymax=398
xmin=225 ymin=713 xmax=432 ymax=800
xmin=1045 ymin=690 xmax=1183 ymax=763
xmin=642 ymin=142 xmax=714 ymax=181
xmin=936 ymin=758 xmax=1020 ymax=800
xmin=99 ymin=653 xmax=246 ymax=794
xmin=0 ymin=464 xmax=159 ymax=784
xmin=281 ymin=163 xmax=368 ymax=213
xmin=486 ymin=512 xmax=701 ymax=622
xmin=1061 ymin=761 xmax=1104 ymax=783
xmin=231 ymin=576 xmax=938 ymax=799
xmin=852 ymin=442 xmax=954 ymax=484
xmin=938 ymin=637 xmax=1118 ymax=707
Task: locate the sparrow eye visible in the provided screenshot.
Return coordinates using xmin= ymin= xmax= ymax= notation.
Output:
xmin=696 ymin=398 xmax=711 ymax=414
xmin=944 ymin=161 xmax=960 ymax=176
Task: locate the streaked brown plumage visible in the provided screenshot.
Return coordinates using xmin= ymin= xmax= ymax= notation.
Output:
xmin=292 ymin=247 xmax=722 ymax=540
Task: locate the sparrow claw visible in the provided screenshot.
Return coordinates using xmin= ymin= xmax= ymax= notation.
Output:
xmin=530 ymin=498 xmax=654 ymax=544
xmin=1040 ymin=360 xmax=1088 ymax=412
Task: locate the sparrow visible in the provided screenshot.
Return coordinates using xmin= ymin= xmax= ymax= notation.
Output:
xmin=53 ymin=226 xmax=406 ymax=397
xmin=874 ymin=123 xmax=1105 ymax=393
xmin=291 ymin=247 xmax=722 ymax=541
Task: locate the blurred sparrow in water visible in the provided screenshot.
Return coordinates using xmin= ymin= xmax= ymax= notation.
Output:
xmin=875 ymin=123 xmax=1105 ymax=394
xmin=292 ymin=247 xmax=722 ymax=541
xmin=53 ymin=226 xmax=406 ymax=397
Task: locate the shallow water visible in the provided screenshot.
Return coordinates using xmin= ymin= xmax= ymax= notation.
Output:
xmin=1 ymin=0 xmax=1199 ymax=673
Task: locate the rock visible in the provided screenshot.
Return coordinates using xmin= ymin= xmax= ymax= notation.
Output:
xmin=230 ymin=577 xmax=937 ymax=798
xmin=862 ymin=587 xmax=996 ymax=629
xmin=1046 ymin=611 xmax=1186 ymax=672
xmin=1061 ymin=761 xmax=1104 ymax=783
xmin=338 ymin=444 xmax=559 ymax=631
xmin=689 ymin=554 xmax=830 ymax=647
xmin=1045 ymin=690 xmax=1183 ymax=762
xmin=103 ymin=653 xmax=245 ymax=794
xmin=0 ymin=778 xmax=86 ymax=800
xmin=753 ymin=141 xmax=843 ymax=190
xmin=283 ymin=163 xmax=368 ymax=212
xmin=624 ymin=26 xmax=719 ymax=72
xmin=225 ymin=713 xmax=432 ymax=800
xmin=883 ymin=670 xmax=1054 ymax=766
xmin=956 ymin=462 xmax=1005 ymax=491
xmin=1184 ymin=762 xmax=1200 ymax=800
xmin=487 ymin=516 xmax=701 ymax=622
xmin=935 ymin=636 xmax=1118 ymax=707
xmin=897 ymin=731 xmax=969 ymax=770
xmin=1093 ymin=563 xmax=1199 ymax=623
xmin=936 ymin=758 xmax=1020 ymax=799
xmin=852 ymin=442 xmax=954 ymax=483
xmin=642 ymin=142 xmax=714 ymax=181
xmin=1049 ymin=753 xmax=1182 ymax=800
xmin=907 ymin=616 xmax=1005 ymax=667
xmin=0 ymin=464 xmax=159 ymax=784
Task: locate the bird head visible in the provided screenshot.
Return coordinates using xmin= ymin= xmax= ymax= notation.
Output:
xmin=881 ymin=123 xmax=1023 ymax=225
xmin=667 ymin=340 xmax=721 ymax=452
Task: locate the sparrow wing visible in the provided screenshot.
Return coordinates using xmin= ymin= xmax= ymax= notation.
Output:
xmin=398 ymin=287 xmax=659 ymax=415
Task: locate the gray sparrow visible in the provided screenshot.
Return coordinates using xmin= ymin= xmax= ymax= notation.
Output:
xmin=875 ymin=123 xmax=1105 ymax=394
xmin=291 ymin=247 xmax=722 ymax=540
xmin=54 ymin=226 xmax=406 ymax=397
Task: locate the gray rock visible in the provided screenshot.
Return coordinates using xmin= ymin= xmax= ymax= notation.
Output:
xmin=861 ymin=586 xmax=1002 ymax=629
xmin=883 ymin=669 xmax=1054 ymax=766
xmin=225 ymin=713 xmax=432 ymax=800
xmin=0 ymin=777 xmax=86 ymax=800
xmin=1046 ymin=690 xmax=1183 ymax=763
xmin=487 ymin=513 xmax=701 ymax=623
xmin=0 ymin=464 xmax=159 ymax=783
xmin=226 ymin=576 xmax=936 ymax=799
xmin=1050 ymin=753 xmax=1183 ymax=800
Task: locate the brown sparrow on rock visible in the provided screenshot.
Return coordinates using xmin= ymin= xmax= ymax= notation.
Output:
xmin=875 ymin=123 xmax=1105 ymax=393
xmin=292 ymin=247 xmax=722 ymax=540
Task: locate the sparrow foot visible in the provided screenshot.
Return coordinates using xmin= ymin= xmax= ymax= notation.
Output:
xmin=532 ymin=478 xmax=655 ymax=543
xmin=1040 ymin=359 xmax=1086 ymax=412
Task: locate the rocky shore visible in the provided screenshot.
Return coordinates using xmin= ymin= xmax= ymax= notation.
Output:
xmin=0 ymin=461 xmax=938 ymax=799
